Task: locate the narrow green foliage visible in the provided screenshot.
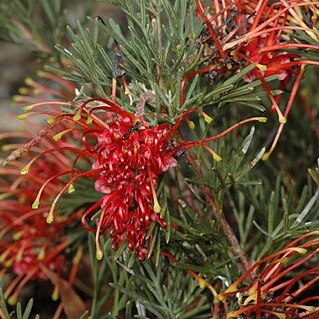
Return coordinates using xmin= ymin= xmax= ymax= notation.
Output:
xmin=0 ymin=0 xmax=90 ymax=57
xmin=0 ymin=289 xmax=38 ymax=319
xmin=111 ymin=257 xmax=211 ymax=318
xmin=58 ymin=21 xmax=113 ymax=94
xmin=88 ymin=235 xmax=133 ymax=318
xmin=309 ymin=158 xmax=319 ymax=186
xmin=229 ymin=176 xmax=319 ymax=261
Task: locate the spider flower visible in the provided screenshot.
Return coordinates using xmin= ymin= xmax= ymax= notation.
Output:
xmin=218 ymin=231 xmax=319 ymax=319
xmin=0 ymin=134 xmax=82 ymax=306
xmin=89 ymin=115 xmax=178 ymax=260
xmin=188 ymin=0 xmax=319 ymax=158
xmin=20 ymin=97 xmax=266 ymax=260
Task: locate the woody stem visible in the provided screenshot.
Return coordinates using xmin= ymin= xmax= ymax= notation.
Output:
xmin=186 ymin=152 xmax=252 ymax=273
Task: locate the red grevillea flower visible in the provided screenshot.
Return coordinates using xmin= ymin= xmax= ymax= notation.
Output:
xmin=187 ymin=0 xmax=319 ymax=158
xmin=89 ymin=114 xmax=177 ymax=260
xmin=0 ymin=134 xmax=83 ymax=307
xmin=20 ymin=97 xmax=266 ymax=260
xmin=218 ymin=231 xmax=319 ymax=319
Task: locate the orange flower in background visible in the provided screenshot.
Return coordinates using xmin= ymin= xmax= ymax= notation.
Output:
xmin=187 ymin=0 xmax=319 ymax=158
xmin=218 ymin=231 xmax=319 ymax=318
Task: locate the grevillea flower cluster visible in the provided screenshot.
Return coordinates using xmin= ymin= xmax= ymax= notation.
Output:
xmin=84 ymin=103 xmax=178 ymax=260
xmin=0 ymin=70 xmax=83 ymax=314
xmin=187 ymin=0 xmax=319 ymax=158
xmin=218 ymin=231 xmax=319 ymax=318
xmin=0 ymin=133 xmax=82 ymax=309
xmin=20 ymin=97 xmax=266 ymax=261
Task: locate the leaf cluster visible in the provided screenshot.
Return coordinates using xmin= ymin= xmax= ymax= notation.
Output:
xmin=0 ymin=289 xmax=39 ymax=319
xmin=0 ymin=0 xmax=95 ymax=59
